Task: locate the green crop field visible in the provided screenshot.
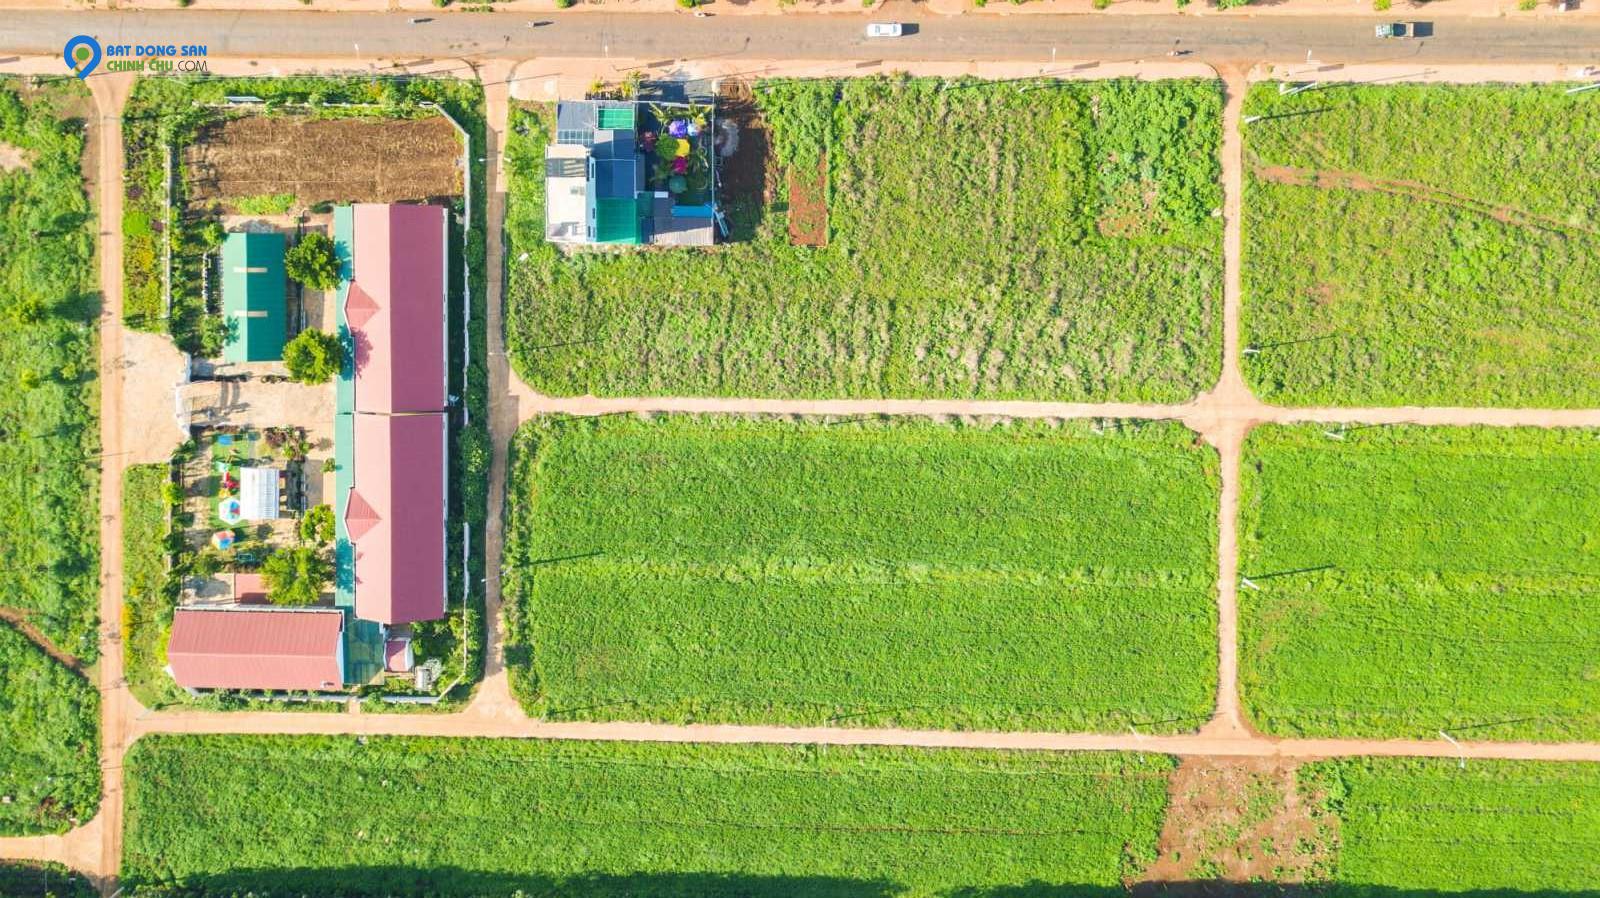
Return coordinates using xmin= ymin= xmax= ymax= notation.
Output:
xmin=1241 ymin=83 xmax=1600 ymax=407
xmin=1239 ymin=425 xmax=1600 ymax=741
xmin=504 ymin=415 xmax=1218 ymax=732
xmin=0 ymin=77 xmax=100 ymax=661
xmin=0 ymin=624 xmax=99 ymax=835
xmin=123 ymin=735 xmax=1174 ymax=897
xmin=505 ymin=77 xmax=1221 ymax=402
xmin=1304 ymin=758 xmax=1600 ymax=892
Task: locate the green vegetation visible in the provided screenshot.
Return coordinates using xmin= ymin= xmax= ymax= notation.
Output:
xmin=122 ymin=463 xmax=187 ymax=709
xmin=506 ymin=77 xmax=1222 ymax=401
xmin=298 ymin=503 xmax=334 ymax=546
xmin=1240 ymin=425 xmax=1600 ymax=741
xmin=260 ymin=547 xmax=331 ymax=606
xmin=123 ymin=735 xmax=1173 ymax=896
xmin=0 ymin=861 xmax=96 ymax=898
xmin=282 ymin=232 xmax=339 ymax=290
xmin=0 ymin=625 xmax=98 ymax=835
xmin=230 ymin=192 xmax=296 ymax=216
xmin=505 ymin=415 xmax=1218 ymax=731
xmin=0 ymin=78 xmax=100 ymax=662
xmin=1242 ymin=83 xmax=1600 ymax=407
xmin=1304 ymin=758 xmax=1600 ymax=891
xmin=280 ymin=328 xmax=341 ymax=384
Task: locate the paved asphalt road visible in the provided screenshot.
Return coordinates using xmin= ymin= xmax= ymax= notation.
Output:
xmin=3 ymin=10 xmax=1599 ymax=66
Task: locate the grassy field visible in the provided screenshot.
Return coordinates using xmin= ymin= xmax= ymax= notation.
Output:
xmin=123 ymin=735 xmax=1173 ymax=897
xmin=1240 ymin=425 xmax=1600 ymax=741
xmin=0 ymin=624 xmax=99 ymax=835
xmin=122 ymin=464 xmax=187 ymax=709
xmin=1304 ymin=758 xmax=1600 ymax=892
xmin=1241 ymin=83 xmax=1600 ymax=407
xmin=504 ymin=415 xmax=1218 ymax=732
xmin=0 ymin=77 xmax=100 ymax=661
xmin=505 ymin=77 xmax=1222 ymax=402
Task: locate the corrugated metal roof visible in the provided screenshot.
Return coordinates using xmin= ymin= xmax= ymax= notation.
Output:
xmin=221 ymin=232 xmax=287 ymax=363
xmin=167 ymin=607 xmax=344 ymax=691
xmin=347 ymin=204 xmax=447 ymax=414
xmin=350 ymin=412 xmax=447 ymax=625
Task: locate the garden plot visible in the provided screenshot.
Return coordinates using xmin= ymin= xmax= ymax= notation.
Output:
xmin=1239 ymin=425 xmax=1600 ymax=741
xmin=184 ymin=115 xmax=461 ymax=210
xmin=505 ymin=77 xmax=1222 ymax=402
xmin=1241 ymin=83 xmax=1600 ymax=407
xmin=122 ymin=735 xmax=1173 ymax=897
xmin=1300 ymin=758 xmax=1600 ymax=892
xmin=505 ymin=415 xmax=1219 ymax=732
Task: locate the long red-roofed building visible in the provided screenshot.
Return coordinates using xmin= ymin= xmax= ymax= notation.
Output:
xmin=167 ymin=607 xmax=346 ymax=692
xmin=348 ymin=203 xmax=448 ymax=414
xmin=342 ymin=202 xmax=450 ymax=627
xmin=347 ymin=412 xmax=447 ymax=624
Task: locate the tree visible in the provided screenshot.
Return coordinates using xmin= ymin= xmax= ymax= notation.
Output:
xmin=299 ymin=504 xmax=336 ymax=546
xmin=282 ymin=329 xmax=343 ymax=384
xmin=260 ymin=547 xmax=332 ymax=606
xmin=283 ymin=232 xmax=341 ymax=291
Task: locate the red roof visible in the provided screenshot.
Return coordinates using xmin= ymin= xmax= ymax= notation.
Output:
xmin=348 ymin=203 xmax=447 ymax=414
xmin=232 ymin=573 xmax=269 ymax=604
xmin=348 ymin=412 xmax=446 ymax=625
xmin=167 ymin=607 xmax=344 ymax=691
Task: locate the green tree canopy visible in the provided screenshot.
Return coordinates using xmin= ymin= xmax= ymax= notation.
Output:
xmin=281 ymin=329 xmax=342 ymax=384
xmin=283 ymin=232 xmax=340 ymax=291
xmin=259 ymin=547 xmax=332 ymax=606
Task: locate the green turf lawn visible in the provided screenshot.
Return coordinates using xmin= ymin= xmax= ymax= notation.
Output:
xmin=1241 ymin=83 xmax=1600 ymax=408
xmin=505 ymin=77 xmax=1222 ymax=402
xmin=1305 ymin=758 xmax=1600 ymax=893
xmin=0 ymin=624 xmax=99 ymax=835
xmin=1240 ymin=425 xmax=1600 ymax=741
xmin=122 ymin=735 xmax=1174 ymax=897
xmin=505 ymin=415 xmax=1218 ymax=732
xmin=0 ymin=77 xmax=100 ymax=660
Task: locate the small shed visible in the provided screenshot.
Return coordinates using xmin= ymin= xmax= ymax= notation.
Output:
xmin=238 ymin=467 xmax=281 ymax=520
xmin=221 ymin=232 xmax=287 ymax=363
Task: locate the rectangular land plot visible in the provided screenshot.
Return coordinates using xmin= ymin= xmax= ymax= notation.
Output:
xmin=1240 ymin=425 xmax=1600 ymax=740
xmin=122 ymin=735 xmax=1174 ymax=896
xmin=505 ymin=77 xmax=1222 ymax=402
xmin=1241 ymin=83 xmax=1600 ymax=407
xmin=1302 ymin=758 xmax=1600 ymax=892
xmin=505 ymin=415 xmax=1218 ymax=732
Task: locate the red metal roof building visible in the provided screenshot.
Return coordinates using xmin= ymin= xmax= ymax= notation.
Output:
xmin=348 ymin=203 xmax=448 ymax=414
xmin=347 ymin=412 xmax=447 ymax=624
xmin=167 ymin=607 xmax=346 ymax=692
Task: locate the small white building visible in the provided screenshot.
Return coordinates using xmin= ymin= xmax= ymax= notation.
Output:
xmin=238 ymin=466 xmax=282 ymax=520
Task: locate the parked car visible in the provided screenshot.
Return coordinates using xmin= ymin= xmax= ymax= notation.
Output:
xmin=865 ymin=22 xmax=905 ymax=37
xmin=1376 ymin=21 xmax=1432 ymax=38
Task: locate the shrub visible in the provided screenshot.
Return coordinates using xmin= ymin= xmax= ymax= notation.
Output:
xmin=555 ymin=0 xmax=575 ymax=7
xmin=281 ymin=329 xmax=342 ymax=384
xmin=232 ymin=193 xmax=297 ymax=216
xmin=1517 ymin=0 xmax=1537 ymax=8
xmin=283 ymin=232 xmax=340 ymax=291
xmin=260 ymin=547 xmax=332 ymax=606
xmin=1092 ymin=0 xmax=1110 ymax=8
xmin=299 ymin=504 xmax=335 ymax=547
xmin=677 ymin=0 xmax=698 ymax=7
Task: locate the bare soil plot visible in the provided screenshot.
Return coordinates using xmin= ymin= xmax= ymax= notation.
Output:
xmin=786 ymin=154 xmax=828 ymax=246
xmin=713 ymin=80 xmax=772 ymax=207
xmin=1135 ymin=758 xmax=1335 ymax=892
xmin=0 ymin=142 xmax=26 ymax=172
xmin=184 ymin=115 xmax=462 ymax=208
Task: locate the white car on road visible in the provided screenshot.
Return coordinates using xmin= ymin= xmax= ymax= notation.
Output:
xmin=865 ymin=22 xmax=904 ymax=37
